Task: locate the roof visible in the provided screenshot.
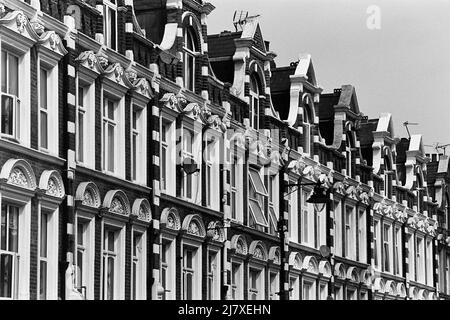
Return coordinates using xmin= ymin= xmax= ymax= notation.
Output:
xmin=270 ymin=66 xmax=296 ymax=93
xmin=207 ymin=31 xmax=241 ymax=58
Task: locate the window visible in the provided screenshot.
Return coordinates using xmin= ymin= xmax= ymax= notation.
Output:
xmin=383 ymin=224 xmax=391 ymax=272
xmin=346 ymin=133 xmax=353 ymax=177
xmin=104 ymin=0 xmax=118 ymax=50
xmin=302 ymin=190 xmax=311 ymax=245
xmin=102 ymin=229 xmax=117 ymax=300
xmin=302 ymin=280 xmax=315 ymax=300
xmin=394 ymin=226 xmax=402 ymax=275
xmin=249 ymin=268 xmax=262 ymax=300
xmin=204 ymin=137 xmax=215 ymax=208
xmin=183 ymin=27 xmax=198 ymax=91
xmin=1 ymin=50 xmax=20 ymax=140
xmin=345 ymin=206 xmax=355 ymax=259
xmin=131 ymin=105 xmax=145 ymax=183
xmin=334 ymin=200 xmax=342 ymax=256
xmin=347 ymin=288 xmax=356 ymax=300
xmin=249 ymin=75 xmax=260 ymax=130
xmin=446 ymin=255 xmax=450 ymax=295
xmin=289 ymin=276 xmax=299 ymax=300
xmin=207 ymin=250 xmax=220 ymax=300
xmin=358 ymin=209 xmax=367 ymax=262
xmin=316 ymin=205 xmax=327 ymax=248
xmin=319 ymin=283 xmax=328 ymax=300
xmin=182 ymin=128 xmax=195 ymax=200
xmin=132 ymin=230 xmax=146 ymax=300
xmin=248 ymin=168 xmax=269 ymax=230
xmin=406 ymin=234 xmax=415 ymax=281
xmin=335 ymin=285 xmax=343 ymax=300
xmin=39 ymin=68 xmax=48 ymax=150
xmin=231 ymin=262 xmax=243 ymax=300
xmin=160 ymin=238 xmax=175 ymax=300
xmin=76 ymin=83 xmax=95 ymax=167
xmin=384 ymin=155 xmax=393 ymax=199
xmin=102 ymin=225 xmax=124 ymax=300
xmin=231 ymin=158 xmax=237 ymax=220
xmin=374 ymin=220 xmax=380 ymax=268
xmin=426 ymin=239 xmax=433 ymax=286
xmin=265 ymin=173 xmax=279 ymax=234
xmin=182 ymin=245 xmax=201 ymax=300
xmin=103 ymin=98 xmax=117 ymax=173
xmin=269 ymin=272 xmax=279 ymax=300
xmin=0 ymin=204 xmax=19 ymax=299
xmin=39 ymin=210 xmax=49 ymax=300
xmin=160 ymin=120 xmax=169 ymax=192
xmin=77 ymin=86 xmax=86 ymax=163
xmin=302 ymin=95 xmax=314 ymax=155
xmin=416 ymin=236 xmax=424 ymax=283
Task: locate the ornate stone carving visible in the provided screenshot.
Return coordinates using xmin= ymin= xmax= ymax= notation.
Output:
xmin=47 ymin=177 xmax=60 ymax=197
xmin=236 ymin=240 xmax=244 ymax=254
xmin=307 ymin=261 xmax=317 ymax=273
xmin=31 ymin=21 xmax=45 ymax=35
xmin=8 ymin=168 xmax=28 ymax=187
xmin=188 ymin=221 xmax=200 ymax=236
xmin=49 ymin=32 xmax=61 ymax=50
xmin=167 ymin=214 xmax=176 ymax=229
xmin=83 ymin=189 xmax=95 ymax=207
xmin=16 ymin=12 xmax=27 ymax=34
xmin=254 ymin=247 xmax=264 ymax=260
xmin=110 ymin=197 xmax=125 ymax=215
xmin=138 ymin=204 xmax=151 ymax=222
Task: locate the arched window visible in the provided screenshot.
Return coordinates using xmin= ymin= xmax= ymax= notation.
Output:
xmin=183 ymin=27 xmax=199 ymax=92
xmin=249 ymin=74 xmax=260 ymax=130
xmin=346 ymin=132 xmax=355 ymax=178
xmin=416 ymin=171 xmax=423 ymax=213
xmin=302 ymin=94 xmax=314 ymax=155
xmin=384 ymin=154 xmax=393 ymax=199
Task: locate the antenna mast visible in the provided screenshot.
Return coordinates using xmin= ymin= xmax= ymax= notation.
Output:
xmin=403 ymin=121 xmax=418 ymax=139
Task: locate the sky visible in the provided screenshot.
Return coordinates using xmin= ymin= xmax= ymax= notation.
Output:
xmin=207 ymin=0 xmax=450 ymax=155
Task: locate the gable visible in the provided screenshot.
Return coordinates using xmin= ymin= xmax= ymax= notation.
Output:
xmin=253 ymin=24 xmax=266 ymax=53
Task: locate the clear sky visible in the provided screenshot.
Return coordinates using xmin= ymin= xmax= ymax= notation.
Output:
xmin=207 ymin=0 xmax=450 ymax=154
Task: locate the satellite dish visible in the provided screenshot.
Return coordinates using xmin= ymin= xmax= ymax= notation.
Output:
xmin=181 ymin=157 xmax=200 ymax=175
xmin=319 ymin=245 xmax=331 ymax=259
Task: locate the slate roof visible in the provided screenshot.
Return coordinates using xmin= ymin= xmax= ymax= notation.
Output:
xmin=207 ymin=31 xmax=242 ymax=58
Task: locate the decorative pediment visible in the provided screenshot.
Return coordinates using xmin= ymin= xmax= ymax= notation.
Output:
xmin=0 ymin=10 xmax=39 ymax=40
xmin=230 ymin=234 xmax=248 ymax=255
xmin=347 ymin=267 xmax=359 ymax=283
xmin=131 ymin=199 xmax=152 ymax=223
xmin=268 ymin=246 xmax=280 ymax=265
xmin=104 ymin=62 xmax=126 ymax=85
xmin=38 ymin=30 xmax=68 ymax=57
xmin=333 ymin=181 xmax=346 ymax=195
xmin=249 ymin=240 xmax=268 ymax=261
xmin=345 ymin=185 xmax=358 ymax=200
xmin=318 ymin=260 xmax=332 ymax=278
xmin=160 ymin=93 xmax=186 ymax=113
xmin=39 ymin=170 xmax=65 ymax=199
xmin=160 ymin=207 xmax=181 ymax=231
xmin=207 ymin=221 xmax=225 ymax=242
xmin=302 ymin=256 xmax=318 ymax=274
xmin=334 ymin=263 xmax=346 ymax=280
xmin=182 ymin=214 xmax=206 ymax=238
xmin=289 ymin=252 xmax=303 ymax=270
xmin=75 ymin=182 xmax=101 ymax=208
xmin=75 ymin=50 xmax=104 ymax=74
xmin=103 ymin=190 xmax=131 ymax=216
xmin=0 ymin=159 xmax=37 ymax=190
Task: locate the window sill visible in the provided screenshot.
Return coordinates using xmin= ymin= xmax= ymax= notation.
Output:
xmin=0 ymin=138 xmax=66 ymax=166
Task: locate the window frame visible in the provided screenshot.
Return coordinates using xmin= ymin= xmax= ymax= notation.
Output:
xmin=130 ymin=102 xmax=147 ymax=185
xmin=103 ymin=0 xmax=118 ymax=51
xmin=101 ymin=219 xmax=126 ymax=300
xmin=0 ymin=50 xmax=20 ymax=141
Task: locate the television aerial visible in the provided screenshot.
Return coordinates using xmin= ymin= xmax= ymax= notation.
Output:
xmin=403 ymin=121 xmax=418 ymax=139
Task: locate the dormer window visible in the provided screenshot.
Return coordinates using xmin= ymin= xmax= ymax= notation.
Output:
xmin=249 ymin=75 xmax=260 ymax=130
xmin=183 ymin=28 xmax=199 ymax=92
xmin=383 ymin=154 xmax=393 ymax=199
xmin=302 ymin=94 xmax=314 ymax=155
xmin=104 ymin=0 xmax=118 ymax=51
